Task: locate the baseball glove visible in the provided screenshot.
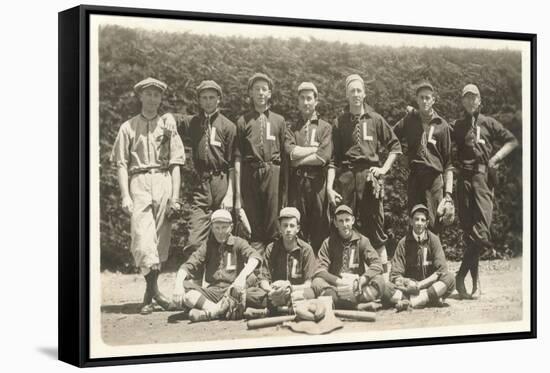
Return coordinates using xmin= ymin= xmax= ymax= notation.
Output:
xmin=396 ymin=278 xmax=420 ymax=296
xmin=367 ymin=172 xmax=385 ymax=200
xmin=437 ymin=195 xmax=455 ymax=226
xmin=221 ymin=286 xmax=246 ymax=320
xmin=166 ymin=199 xmax=183 ymax=221
xmin=294 ymin=301 xmax=326 ymax=322
xmin=268 ymin=286 xmax=291 ymax=307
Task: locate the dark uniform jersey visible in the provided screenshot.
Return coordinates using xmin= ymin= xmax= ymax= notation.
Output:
xmin=391 ymin=230 xmax=449 ymax=283
xmin=176 ymin=112 xmax=236 ymax=173
xmin=451 ymin=112 xmax=516 ymax=165
xmin=235 ymin=109 xmax=286 ymax=165
xmin=259 ymin=238 xmax=317 ymax=285
xmin=285 ymin=112 xmax=332 ymax=165
xmin=181 ymin=234 xmax=261 ymax=285
xmin=315 ymin=230 xmax=383 ymax=280
xmin=393 ymin=110 xmax=453 ymax=173
xmin=331 ymin=106 xmax=402 ymax=168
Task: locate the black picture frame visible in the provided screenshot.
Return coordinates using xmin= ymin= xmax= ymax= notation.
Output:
xmin=58 ymin=4 xmax=537 ymax=368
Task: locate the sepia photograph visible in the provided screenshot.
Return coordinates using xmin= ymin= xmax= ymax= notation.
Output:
xmin=68 ymin=6 xmax=535 ymax=363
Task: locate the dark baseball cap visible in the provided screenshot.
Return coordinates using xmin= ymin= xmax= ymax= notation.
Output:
xmin=279 ymin=207 xmax=301 ymax=222
xmin=335 ymin=204 xmax=354 ymax=216
xmin=415 ymin=81 xmax=435 ymax=95
xmin=196 ymin=80 xmax=223 ymax=98
xmin=410 ymin=204 xmax=429 ymax=218
xmin=248 ymin=73 xmax=273 ymax=91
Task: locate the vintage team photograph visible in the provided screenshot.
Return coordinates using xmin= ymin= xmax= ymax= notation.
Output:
xmin=87 ymin=11 xmax=533 ymax=359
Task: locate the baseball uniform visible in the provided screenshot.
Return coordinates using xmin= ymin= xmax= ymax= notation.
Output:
xmin=452 ymin=111 xmax=517 ymax=289
xmin=174 ymin=110 xmax=237 ymax=255
xmin=389 ymin=229 xmax=455 ymax=302
xmin=311 ymin=229 xmax=384 ymax=309
xmin=235 ymin=108 xmax=287 ymax=254
xmin=110 ymin=109 xmax=185 ymax=272
xmin=246 ymin=237 xmax=317 ymax=309
xmin=285 ymin=111 xmax=332 ymax=253
xmin=180 ymin=233 xmax=261 ymax=303
xmin=331 ymin=105 xmax=402 ymax=253
xmin=393 ymin=109 xmax=453 ymax=233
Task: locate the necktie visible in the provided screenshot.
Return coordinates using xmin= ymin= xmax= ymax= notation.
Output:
xmin=259 ymin=113 xmax=266 ymax=157
xmin=352 ymin=114 xmax=362 ymax=145
xmin=342 ymin=240 xmax=352 ymax=273
xmin=203 ymin=115 xmax=211 ymax=165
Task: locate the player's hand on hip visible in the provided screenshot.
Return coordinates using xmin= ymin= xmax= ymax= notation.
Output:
xmin=327 ymin=188 xmax=342 ymax=207
xmin=488 ymin=156 xmax=499 ymax=169
xmin=121 ymin=196 xmax=133 ymax=215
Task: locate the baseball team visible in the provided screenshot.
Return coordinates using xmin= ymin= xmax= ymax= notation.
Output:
xmin=110 ymin=72 xmax=518 ymax=322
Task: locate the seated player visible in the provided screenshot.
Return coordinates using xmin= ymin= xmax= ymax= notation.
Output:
xmin=386 ymin=204 xmax=456 ymax=310
xmin=245 ymin=207 xmax=317 ymax=318
xmin=172 ymin=209 xmax=261 ymax=322
xmin=311 ymin=205 xmax=385 ymax=310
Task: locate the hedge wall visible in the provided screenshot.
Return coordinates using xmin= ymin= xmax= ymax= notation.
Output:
xmin=98 ymin=25 xmax=523 ymax=272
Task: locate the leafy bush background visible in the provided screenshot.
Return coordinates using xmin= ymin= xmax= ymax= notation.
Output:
xmin=99 ymin=25 xmax=523 ymax=272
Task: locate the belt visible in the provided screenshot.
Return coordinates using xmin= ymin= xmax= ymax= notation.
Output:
xmin=294 ymin=167 xmax=324 ymax=179
xmin=460 ymin=162 xmax=487 ymax=174
xmin=340 ymin=162 xmax=374 ymax=171
xmin=244 ymin=160 xmax=280 ymax=169
xmin=131 ymin=168 xmax=168 ymax=176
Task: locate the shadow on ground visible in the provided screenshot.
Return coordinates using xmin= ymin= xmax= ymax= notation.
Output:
xmin=37 ymin=346 xmax=57 ymax=360
xmin=101 ymin=303 xmax=143 ymax=314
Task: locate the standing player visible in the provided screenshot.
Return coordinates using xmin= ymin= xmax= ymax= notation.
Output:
xmin=387 ymin=204 xmax=456 ymax=310
xmin=110 ymin=77 xmax=186 ymax=315
xmin=452 ymin=84 xmax=518 ymax=299
xmin=327 ymin=74 xmax=402 ymax=277
xmin=163 ymin=80 xmax=237 ymax=255
xmin=284 ymin=82 xmax=332 ymax=253
xmin=393 ymin=82 xmax=454 ymax=233
xmin=311 ymin=205 xmax=386 ymax=309
xmin=172 ymin=209 xmax=261 ymax=322
xmin=234 ymin=73 xmax=287 ymax=255
xmin=245 ymin=207 xmax=317 ymax=316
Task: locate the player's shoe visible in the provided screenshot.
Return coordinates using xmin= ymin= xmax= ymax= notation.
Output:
xmin=140 ymin=303 xmax=155 ymax=315
xmin=189 ymin=309 xmax=216 ymax=322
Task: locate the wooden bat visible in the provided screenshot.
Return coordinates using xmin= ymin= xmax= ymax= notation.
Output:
xmin=334 ymin=310 xmax=376 ymax=322
xmin=247 ymin=315 xmax=296 ymax=329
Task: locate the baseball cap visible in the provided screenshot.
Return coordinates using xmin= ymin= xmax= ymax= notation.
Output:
xmin=196 ymin=80 xmax=223 ymax=98
xmin=248 ymin=73 xmax=273 ymax=91
xmin=462 ymin=84 xmax=480 ymax=97
xmin=134 ymin=77 xmax=167 ymax=93
xmin=410 ymin=204 xmax=429 ymax=218
xmin=279 ymin=207 xmax=301 ymax=222
xmin=335 ymin=204 xmax=354 ymax=216
xmin=345 ymin=74 xmax=364 ymax=92
xmin=415 ymin=81 xmax=435 ymax=95
xmin=211 ymin=209 xmax=233 ymax=223
xmin=297 ymin=82 xmax=318 ymax=96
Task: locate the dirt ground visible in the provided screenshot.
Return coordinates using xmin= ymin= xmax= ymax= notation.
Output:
xmin=100 ymin=258 xmax=523 ymax=346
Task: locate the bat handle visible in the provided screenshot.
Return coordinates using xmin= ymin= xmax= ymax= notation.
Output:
xmin=246 ymin=315 xmax=296 ymax=329
xmin=334 ymin=310 xmax=376 ymax=322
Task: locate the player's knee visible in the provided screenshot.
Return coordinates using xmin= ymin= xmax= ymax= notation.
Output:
xmin=438 ymin=272 xmax=455 ymax=293
xmin=311 ymin=277 xmax=328 ymax=297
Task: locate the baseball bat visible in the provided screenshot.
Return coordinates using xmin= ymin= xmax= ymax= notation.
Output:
xmin=247 ymin=315 xmax=296 ymax=329
xmin=334 ymin=310 xmax=376 ymax=322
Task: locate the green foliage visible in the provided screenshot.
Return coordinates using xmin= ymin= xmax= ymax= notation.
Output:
xmin=99 ymin=25 xmax=523 ymax=271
